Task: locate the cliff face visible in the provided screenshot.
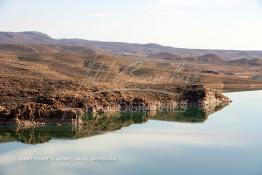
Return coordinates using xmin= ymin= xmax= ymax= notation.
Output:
xmin=0 ymin=85 xmax=231 ymax=127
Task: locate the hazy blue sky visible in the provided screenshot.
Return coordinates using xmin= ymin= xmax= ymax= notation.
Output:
xmin=0 ymin=0 xmax=262 ymax=50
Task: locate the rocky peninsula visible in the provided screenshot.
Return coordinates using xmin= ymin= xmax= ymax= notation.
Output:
xmin=0 ymin=83 xmax=231 ymax=128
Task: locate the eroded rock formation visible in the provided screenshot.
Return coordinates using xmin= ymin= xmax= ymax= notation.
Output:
xmin=0 ymin=85 xmax=231 ymax=128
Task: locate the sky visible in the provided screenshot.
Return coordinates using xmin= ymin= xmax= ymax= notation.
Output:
xmin=0 ymin=0 xmax=262 ymax=50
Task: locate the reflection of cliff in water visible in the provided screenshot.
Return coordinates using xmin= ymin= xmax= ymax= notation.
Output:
xmin=0 ymin=105 xmax=227 ymax=144
xmin=154 ymin=104 xmax=227 ymax=123
xmin=0 ymin=112 xmax=151 ymax=145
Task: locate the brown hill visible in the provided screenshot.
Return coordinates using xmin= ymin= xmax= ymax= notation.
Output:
xmin=197 ymin=54 xmax=224 ymax=62
xmin=0 ymin=31 xmax=55 ymax=45
xmin=228 ymin=58 xmax=262 ymax=66
xmin=1 ymin=31 xmax=262 ymax=59
xmin=149 ymin=52 xmax=182 ymax=60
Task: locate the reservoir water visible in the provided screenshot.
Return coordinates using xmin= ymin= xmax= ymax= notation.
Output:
xmin=0 ymin=90 xmax=262 ymax=175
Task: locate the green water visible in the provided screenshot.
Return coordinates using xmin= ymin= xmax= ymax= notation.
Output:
xmin=0 ymin=90 xmax=261 ymax=175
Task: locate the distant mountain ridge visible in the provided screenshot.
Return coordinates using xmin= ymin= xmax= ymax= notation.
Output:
xmin=1 ymin=31 xmax=262 ymax=60
xmin=149 ymin=52 xmax=226 ymax=63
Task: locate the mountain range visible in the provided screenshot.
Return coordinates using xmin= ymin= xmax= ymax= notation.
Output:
xmin=1 ymin=31 xmax=262 ymax=60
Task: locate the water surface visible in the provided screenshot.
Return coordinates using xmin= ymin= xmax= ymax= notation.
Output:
xmin=0 ymin=91 xmax=262 ymax=175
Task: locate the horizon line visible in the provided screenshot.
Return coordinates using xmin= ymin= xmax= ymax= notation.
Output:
xmin=1 ymin=30 xmax=262 ymax=52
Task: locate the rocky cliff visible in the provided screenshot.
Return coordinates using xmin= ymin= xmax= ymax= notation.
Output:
xmin=0 ymin=85 xmax=231 ymax=128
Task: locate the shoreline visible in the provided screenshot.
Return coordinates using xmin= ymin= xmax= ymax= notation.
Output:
xmin=0 ymin=85 xmax=231 ymax=128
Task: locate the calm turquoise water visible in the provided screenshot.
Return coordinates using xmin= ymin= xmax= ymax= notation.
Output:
xmin=0 ymin=90 xmax=262 ymax=175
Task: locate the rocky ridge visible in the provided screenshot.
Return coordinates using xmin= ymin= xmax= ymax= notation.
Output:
xmin=0 ymin=85 xmax=231 ymax=128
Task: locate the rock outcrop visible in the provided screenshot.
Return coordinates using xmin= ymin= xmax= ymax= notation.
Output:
xmin=0 ymin=85 xmax=231 ymax=128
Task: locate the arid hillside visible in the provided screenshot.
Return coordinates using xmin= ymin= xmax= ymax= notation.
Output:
xmin=1 ymin=31 xmax=262 ymax=59
xmin=0 ymin=31 xmax=261 ymax=127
